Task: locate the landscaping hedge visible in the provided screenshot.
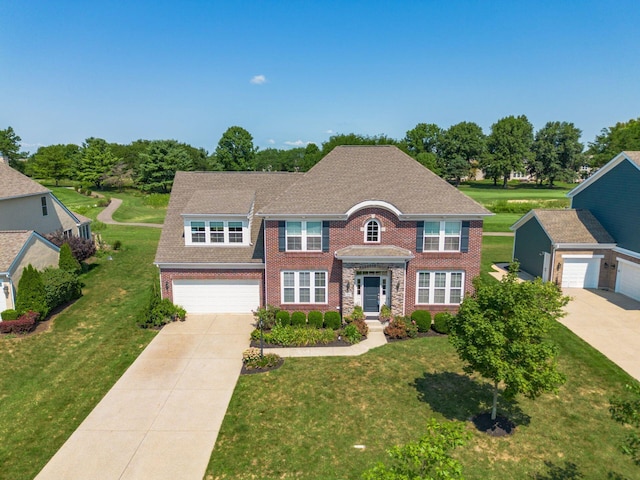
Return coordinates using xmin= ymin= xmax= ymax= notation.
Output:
xmin=308 ymin=310 xmax=323 ymax=328
xmin=0 ymin=311 xmax=39 ymax=334
xmin=276 ymin=310 xmax=291 ymax=326
xmin=291 ymin=311 xmax=306 ymax=327
xmin=1 ymin=309 xmax=20 ymax=321
xmin=411 ymin=310 xmax=431 ymax=332
xmin=433 ymin=312 xmax=452 ymax=334
xmin=324 ymin=311 xmax=341 ymax=330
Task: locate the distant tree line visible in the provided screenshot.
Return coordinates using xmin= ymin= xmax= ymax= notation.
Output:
xmin=1 ymin=116 xmax=639 ymax=192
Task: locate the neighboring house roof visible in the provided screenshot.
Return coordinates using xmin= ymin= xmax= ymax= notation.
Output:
xmin=155 ymin=171 xmax=302 ymax=265
xmin=0 ymin=230 xmax=60 ymax=273
xmin=511 ymin=209 xmax=616 ymax=245
xmin=258 ymin=146 xmax=491 ymax=217
xmin=568 ymin=151 xmax=640 ymax=198
xmin=0 ymin=162 xmax=50 ymax=200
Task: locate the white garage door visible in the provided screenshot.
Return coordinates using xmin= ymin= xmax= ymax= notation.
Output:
xmin=0 ymin=281 xmax=7 ymax=312
xmin=616 ymin=260 xmax=640 ymax=302
xmin=561 ymin=258 xmax=601 ymax=288
xmin=172 ymin=279 xmax=260 ymax=314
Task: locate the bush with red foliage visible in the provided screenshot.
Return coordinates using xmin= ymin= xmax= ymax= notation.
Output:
xmin=0 ymin=311 xmax=39 ymax=334
xmin=46 ymin=230 xmax=96 ymax=262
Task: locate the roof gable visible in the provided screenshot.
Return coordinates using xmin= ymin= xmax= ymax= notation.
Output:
xmin=0 ymin=230 xmax=60 ymax=272
xmin=568 ymin=151 xmax=640 ymax=199
xmin=258 ymin=146 xmax=491 ymax=217
xmin=511 ymin=209 xmax=615 ymax=245
xmin=0 ymin=162 xmax=50 ymax=200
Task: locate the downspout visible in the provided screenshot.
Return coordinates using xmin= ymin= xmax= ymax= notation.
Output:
xmin=402 ymin=260 xmax=407 ymax=316
xmin=262 ymin=220 xmax=268 ymax=308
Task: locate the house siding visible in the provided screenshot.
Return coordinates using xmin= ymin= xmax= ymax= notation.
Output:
xmin=0 ymin=194 xmax=81 ymax=237
xmin=264 ymin=208 xmax=482 ymax=316
xmin=572 ymin=160 xmax=640 ymax=253
xmin=513 ymin=216 xmax=552 ymax=278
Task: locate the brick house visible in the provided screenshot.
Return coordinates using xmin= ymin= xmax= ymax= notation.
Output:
xmin=511 ymin=151 xmax=640 ymax=302
xmin=155 ymin=146 xmax=491 ymax=316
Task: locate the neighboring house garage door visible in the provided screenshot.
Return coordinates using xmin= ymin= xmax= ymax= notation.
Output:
xmin=616 ymin=260 xmax=640 ymax=302
xmin=561 ymin=257 xmax=601 ymax=288
xmin=172 ymin=279 xmax=260 ymax=314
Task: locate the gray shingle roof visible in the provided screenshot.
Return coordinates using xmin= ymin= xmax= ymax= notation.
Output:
xmin=0 ymin=162 xmax=50 ymax=200
xmin=258 ymin=146 xmax=491 ymax=216
xmin=623 ymin=151 xmax=640 ymax=167
xmin=0 ymin=230 xmax=33 ymax=271
xmin=533 ymin=209 xmax=615 ymax=244
xmin=154 ymin=171 xmax=302 ymax=265
xmin=184 ymin=190 xmax=255 ymax=215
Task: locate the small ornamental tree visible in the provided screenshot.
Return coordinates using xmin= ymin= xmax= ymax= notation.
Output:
xmin=362 ymin=419 xmax=469 ymax=480
xmin=15 ymin=264 xmax=48 ymax=318
xmin=448 ymin=263 xmax=569 ymax=421
xmin=58 ymin=243 xmax=81 ymax=274
xmin=610 ymin=383 xmax=640 ymax=466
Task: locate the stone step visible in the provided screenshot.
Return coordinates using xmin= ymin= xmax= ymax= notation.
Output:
xmin=365 ymin=320 xmax=385 ymax=332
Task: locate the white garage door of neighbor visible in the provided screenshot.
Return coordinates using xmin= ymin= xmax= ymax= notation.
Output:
xmin=172 ymin=279 xmax=260 ymax=314
xmin=616 ymin=260 xmax=640 ymax=302
xmin=561 ymin=258 xmax=600 ymax=288
xmin=0 ymin=282 xmax=6 ymax=312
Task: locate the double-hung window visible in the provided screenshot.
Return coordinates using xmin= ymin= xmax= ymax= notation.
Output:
xmin=286 ymin=221 xmax=322 ymax=251
xmin=416 ymin=271 xmax=464 ymax=304
xmin=191 ymin=221 xmax=206 ymax=243
xmin=281 ymin=271 xmax=327 ymax=304
xmin=228 ymin=222 xmax=243 ymax=243
xmin=423 ymin=221 xmax=461 ymax=252
xmin=210 ymin=221 xmax=224 ymax=243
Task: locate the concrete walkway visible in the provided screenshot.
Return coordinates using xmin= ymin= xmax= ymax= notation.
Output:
xmin=36 ymin=314 xmax=254 ymax=480
xmin=560 ymin=288 xmax=640 ymax=382
xmin=96 ymin=197 xmax=164 ymax=228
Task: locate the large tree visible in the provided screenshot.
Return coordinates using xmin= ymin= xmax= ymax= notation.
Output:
xmin=532 ymin=121 xmax=583 ymax=186
xmin=485 ymin=115 xmax=534 ymax=188
xmin=610 ymin=383 xmax=640 ymax=467
xmin=214 ymin=126 xmax=257 ymax=171
xmin=136 ymin=140 xmax=195 ymax=192
xmin=404 ymin=123 xmax=442 ymax=174
xmin=0 ymin=126 xmax=26 ymax=171
xmin=29 ymin=144 xmax=79 ymax=185
xmin=448 ymin=264 xmax=569 ymax=421
xmin=76 ymin=137 xmax=120 ymax=189
xmin=587 ymin=118 xmax=640 ymax=168
xmin=439 ymin=121 xmax=486 ymax=185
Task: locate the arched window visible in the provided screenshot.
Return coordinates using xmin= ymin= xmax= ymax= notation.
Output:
xmin=365 ymin=219 xmax=380 ymax=243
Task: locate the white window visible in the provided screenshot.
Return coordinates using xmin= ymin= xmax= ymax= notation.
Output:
xmin=187 ymin=220 xmax=247 ymax=245
xmin=416 ymin=271 xmax=464 ymax=304
xmin=423 ymin=221 xmax=461 ymax=252
xmin=286 ymin=221 xmax=322 ymax=251
xmin=281 ymin=271 xmax=327 ymax=304
xmin=365 ymin=219 xmax=380 ymax=243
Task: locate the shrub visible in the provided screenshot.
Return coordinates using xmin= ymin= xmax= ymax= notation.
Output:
xmin=384 ymin=316 xmax=409 ymax=339
xmin=253 ymin=304 xmax=280 ymax=329
xmin=112 ymin=240 xmax=122 ymax=250
xmin=380 ymin=304 xmax=392 ymax=322
xmin=242 ymin=348 xmax=282 ymax=370
xmin=15 ymin=264 xmax=49 ymax=318
xmin=353 ymin=318 xmax=369 ymax=337
xmin=342 ymin=323 xmax=361 ymax=344
xmin=324 ymin=311 xmax=341 ymax=330
xmin=91 ymin=220 xmax=106 ymax=231
xmin=1 ymin=309 xmax=19 ymax=321
xmin=147 ymin=298 xmax=185 ymax=327
xmin=0 ymin=311 xmax=39 ymax=334
xmin=433 ymin=312 xmax=452 ymax=334
xmin=257 ymin=324 xmax=336 ymax=346
xmin=276 ymin=310 xmax=291 ymax=326
xmin=308 ymin=310 xmax=323 ymax=328
xmin=58 ymin=243 xmax=81 ymax=274
xmin=46 ymin=231 xmax=96 ymax=261
xmin=291 ymin=311 xmax=306 ymax=327
xmin=42 ymin=268 xmax=82 ymax=310
xmin=406 ymin=321 xmax=418 ymax=338
xmin=411 ymin=310 xmax=432 ymax=332
xmin=96 ymin=197 xmax=110 ymax=207
xmin=351 ymin=305 xmax=365 ymax=321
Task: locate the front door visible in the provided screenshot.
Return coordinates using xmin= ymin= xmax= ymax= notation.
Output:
xmin=363 ymin=277 xmax=380 ymax=313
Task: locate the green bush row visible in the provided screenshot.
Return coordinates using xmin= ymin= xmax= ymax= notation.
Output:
xmin=488 ymin=198 xmax=568 ymax=213
xmin=268 ymin=309 xmax=342 ymax=330
xmin=251 ymin=324 xmax=337 ymax=346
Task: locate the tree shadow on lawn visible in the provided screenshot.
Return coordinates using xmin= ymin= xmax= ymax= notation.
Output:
xmin=411 ymin=371 xmax=530 ymax=427
xmin=531 ymin=461 xmax=583 ymax=479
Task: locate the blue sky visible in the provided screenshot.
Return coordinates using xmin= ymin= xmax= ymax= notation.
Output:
xmin=2 ymin=1 xmax=639 ymax=153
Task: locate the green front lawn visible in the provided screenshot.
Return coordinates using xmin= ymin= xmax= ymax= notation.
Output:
xmin=482 ymin=213 xmax=521 ymax=232
xmin=0 ymin=226 xmax=159 ymax=480
xmin=206 ymin=326 xmax=638 ymax=480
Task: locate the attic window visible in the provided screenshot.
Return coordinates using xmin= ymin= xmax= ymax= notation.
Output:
xmin=41 ymin=196 xmax=48 ymax=216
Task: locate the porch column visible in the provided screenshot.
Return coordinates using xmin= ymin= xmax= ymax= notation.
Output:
xmin=389 ymin=263 xmax=406 ymax=317
xmin=341 ymin=263 xmax=357 ymax=316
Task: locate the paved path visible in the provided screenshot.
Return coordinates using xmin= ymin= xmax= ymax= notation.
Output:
xmin=37 ymin=316 xmax=388 ymax=479
xmin=96 ymin=197 xmax=164 ymax=228
xmin=560 ymin=288 xmax=640 ymax=382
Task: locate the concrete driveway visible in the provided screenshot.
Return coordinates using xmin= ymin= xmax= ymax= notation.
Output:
xmin=561 ymin=288 xmax=640 ymax=381
xmin=36 ymin=313 xmax=254 ymax=480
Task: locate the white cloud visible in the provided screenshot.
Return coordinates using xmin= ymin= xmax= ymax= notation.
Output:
xmin=250 ymin=74 xmax=267 ymax=85
xmin=325 ymin=129 xmax=334 ymax=134
xmin=284 ymin=140 xmax=310 ymax=147
xmin=267 ymin=139 xmax=275 ymax=144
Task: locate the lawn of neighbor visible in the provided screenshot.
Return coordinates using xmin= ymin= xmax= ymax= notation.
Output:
xmin=1 ymin=183 xmax=638 ymax=480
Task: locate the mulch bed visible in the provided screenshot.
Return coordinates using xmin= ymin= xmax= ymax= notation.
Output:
xmin=472 ymin=413 xmax=516 ymax=437
xmin=241 ymin=357 xmax=285 ymax=375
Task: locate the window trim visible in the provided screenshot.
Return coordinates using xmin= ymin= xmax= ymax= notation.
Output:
xmin=423 ymin=221 xmax=462 ymax=252
xmin=281 ymin=270 xmax=328 ymax=304
xmin=364 ymin=219 xmax=380 ymax=243
xmin=185 ymin=219 xmax=248 ymax=246
xmin=416 ymin=271 xmax=464 ymax=305
xmin=285 ymin=220 xmax=323 ymax=251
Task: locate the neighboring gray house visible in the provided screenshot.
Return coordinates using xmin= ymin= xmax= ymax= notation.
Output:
xmin=511 ymin=151 xmax=640 ymax=302
xmin=0 ymin=161 xmax=92 ymax=239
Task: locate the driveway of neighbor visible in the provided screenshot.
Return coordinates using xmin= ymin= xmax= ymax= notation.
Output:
xmin=36 ymin=314 xmax=254 ymax=480
xmin=560 ymin=288 xmax=640 ymax=382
